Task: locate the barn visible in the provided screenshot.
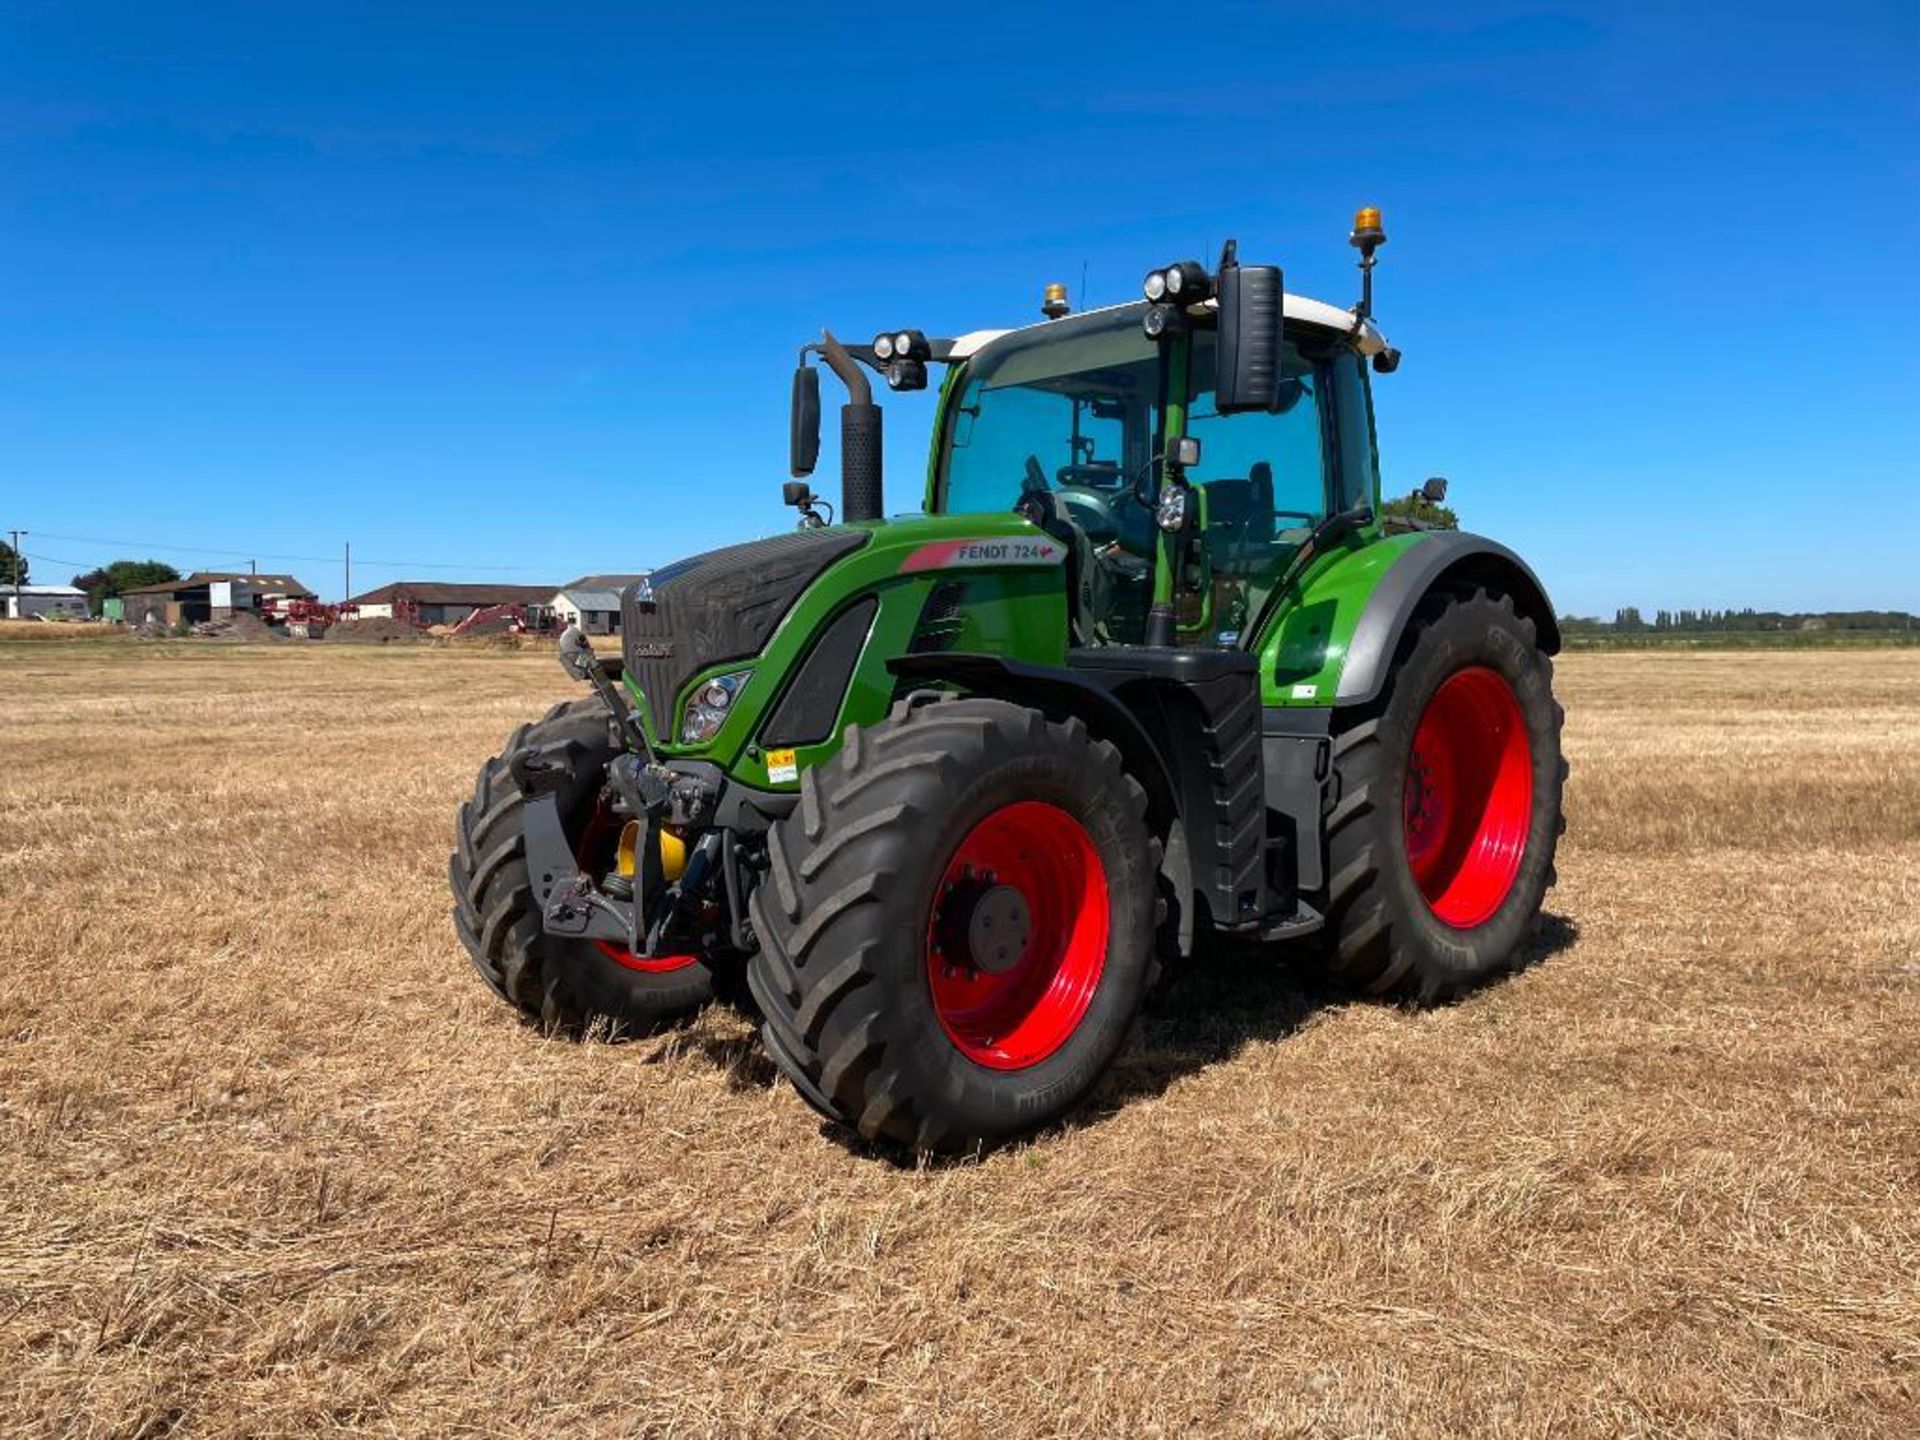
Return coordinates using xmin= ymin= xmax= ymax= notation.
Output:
xmin=3 ymin=584 xmax=90 ymax=620
xmin=115 ymin=572 xmax=315 ymax=626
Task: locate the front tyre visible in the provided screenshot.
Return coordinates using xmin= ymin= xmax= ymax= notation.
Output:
xmin=747 ymin=697 xmax=1158 ymax=1154
xmin=450 ymin=698 xmax=716 ymax=1033
xmin=1322 ymin=585 xmax=1567 ymax=1002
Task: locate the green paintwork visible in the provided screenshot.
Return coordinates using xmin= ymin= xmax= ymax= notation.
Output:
xmin=1150 ymin=340 xmax=1190 ymax=622
xmin=624 ymin=511 xmax=1068 ymax=792
xmin=1251 ymin=527 xmax=1431 ymax=706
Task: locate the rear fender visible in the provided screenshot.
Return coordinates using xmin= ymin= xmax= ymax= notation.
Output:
xmin=1334 ymin=532 xmax=1560 ymax=707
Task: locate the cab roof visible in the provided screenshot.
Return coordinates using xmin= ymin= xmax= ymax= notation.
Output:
xmin=946 ymin=292 xmax=1388 ymax=364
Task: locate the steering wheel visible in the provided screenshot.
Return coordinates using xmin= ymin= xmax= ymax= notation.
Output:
xmin=1055 ymin=462 xmax=1123 ymax=489
xmin=1052 ymin=485 xmax=1121 ymax=544
xmin=1020 ymin=452 xmax=1150 ymax=559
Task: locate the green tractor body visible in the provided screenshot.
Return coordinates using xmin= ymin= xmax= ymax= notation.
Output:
xmin=452 ymin=224 xmax=1566 ymax=1152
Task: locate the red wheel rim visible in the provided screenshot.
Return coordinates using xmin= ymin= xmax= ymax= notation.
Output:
xmin=576 ymin=803 xmax=701 ymax=975
xmin=925 ymin=801 xmax=1110 ymax=1071
xmin=1402 ymin=666 xmax=1534 ymax=929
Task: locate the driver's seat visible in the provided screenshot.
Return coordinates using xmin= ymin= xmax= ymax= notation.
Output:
xmin=1206 ymin=462 xmax=1277 ymax=572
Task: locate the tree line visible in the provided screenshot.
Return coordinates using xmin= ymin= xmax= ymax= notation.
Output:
xmin=1561 ymin=607 xmax=1918 ymax=634
xmin=0 ymin=545 xmax=185 ymax=604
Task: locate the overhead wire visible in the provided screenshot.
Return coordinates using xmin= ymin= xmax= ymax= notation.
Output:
xmin=22 ymin=529 xmax=547 ymax=572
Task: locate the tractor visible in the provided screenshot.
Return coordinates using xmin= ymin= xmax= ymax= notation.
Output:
xmin=451 ymin=209 xmax=1566 ymax=1153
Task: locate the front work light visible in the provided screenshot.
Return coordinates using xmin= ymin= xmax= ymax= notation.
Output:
xmin=891 ymin=329 xmax=932 ymax=362
xmin=681 ymin=668 xmax=752 ymax=744
xmin=1143 ymin=269 xmax=1168 ymax=301
xmin=1162 ymin=260 xmax=1211 ymax=301
xmin=886 ymin=357 xmax=928 ymax=391
xmin=1142 ymin=302 xmax=1186 ymax=340
xmin=872 ymin=331 xmax=897 ymax=360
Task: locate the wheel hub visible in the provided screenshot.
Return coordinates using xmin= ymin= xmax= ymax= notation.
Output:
xmin=933 ymin=869 xmax=1034 ymax=976
xmin=924 ymin=802 xmax=1111 ymax=1071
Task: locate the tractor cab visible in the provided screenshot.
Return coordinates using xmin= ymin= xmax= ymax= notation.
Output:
xmin=789 ymin=230 xmax=1397 ymax=662
xmin=930 ymin=295 xmax=1388 ymax=651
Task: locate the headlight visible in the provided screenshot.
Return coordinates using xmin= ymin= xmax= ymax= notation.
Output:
xmin=1143 ymin=269 xmax=1168 ymax=301
xmin=872 ymin=331 xmax=896 ymax=360
xmin=680 ymin=669 xmax=751 ymax=744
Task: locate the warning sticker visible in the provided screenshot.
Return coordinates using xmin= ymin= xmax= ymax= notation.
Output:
xmin=766 ymin=748 xmax=799 ymax=784
xmin=1290 ymin=683 xmax=1319 ymax=700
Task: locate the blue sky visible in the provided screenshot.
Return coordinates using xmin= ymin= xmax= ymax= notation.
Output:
xmin=3 ymin=2 xmax=1915 ymax=612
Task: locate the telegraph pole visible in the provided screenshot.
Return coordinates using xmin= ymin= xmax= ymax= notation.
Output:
xmin=7 ymin=528 xmax=22 ymax=619
xmin=343 ymin=541 xmax=351 ymax=605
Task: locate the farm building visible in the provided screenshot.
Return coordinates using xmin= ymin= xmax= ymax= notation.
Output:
xmin=343 ymin=582 xmax=557 ymax=628
xmin=3 ymin=584 xmax=90 ymax=620
xmin=551 ymin=573 xmax=647 ymax=635
xmin=117 ymin=572 xmax=315 ymax=627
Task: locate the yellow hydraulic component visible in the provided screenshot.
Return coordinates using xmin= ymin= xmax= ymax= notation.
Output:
xmin=658 ymin=827 xmax=688 ymax=883
xmin=616 ymin=820 xmax=688 ymax=883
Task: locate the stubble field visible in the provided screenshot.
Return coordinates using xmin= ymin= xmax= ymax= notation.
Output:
xmin=1 ymin=642 xmax=1915 ymax=1437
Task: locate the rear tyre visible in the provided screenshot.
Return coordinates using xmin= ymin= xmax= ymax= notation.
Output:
xmin=747 ymin=697 xmax=1158 ymax=1154
xmin=450 ymin=698 xmax=716 ymax=1033
xmin=1322 ymin=586 xmax=1566 ymax=1002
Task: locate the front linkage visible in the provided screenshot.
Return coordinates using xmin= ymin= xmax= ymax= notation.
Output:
xmin=519 ymin=626 xmax=736 ymax=970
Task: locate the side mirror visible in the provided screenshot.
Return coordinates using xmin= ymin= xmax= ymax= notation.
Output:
xmin=1214 ymin=263 xmax=1284 ymax=414
xmin=790 ymin=365 xmax=821 ymax=477
xmin=1422 ymin=475 xmax=1449 ymax=503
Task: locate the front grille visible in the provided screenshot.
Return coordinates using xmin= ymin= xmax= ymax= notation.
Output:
xmin=621 ymin=528 xmax=869 ymax=741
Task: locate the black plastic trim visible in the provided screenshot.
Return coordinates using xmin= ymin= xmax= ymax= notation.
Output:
xmin=760 ymin=596 xmax=879 ymax=748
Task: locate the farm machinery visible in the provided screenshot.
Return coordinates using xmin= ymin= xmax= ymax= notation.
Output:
xmin=260 ymin=595 xmax=358 ymax=636
xmin=447 ymin=602 xmax=554 ymax=637
xmin=451 ymin=210 xmax=1566 ymax=1153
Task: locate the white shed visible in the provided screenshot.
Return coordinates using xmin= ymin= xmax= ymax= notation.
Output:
xmin=551 ymin=588 xmax=623 ymax=635
xmin=4 ymin=584 xmax=89 ymax=620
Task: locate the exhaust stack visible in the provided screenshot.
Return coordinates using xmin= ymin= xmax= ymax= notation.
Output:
xmin=818 ymin=331 xmax=883 ymax=524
